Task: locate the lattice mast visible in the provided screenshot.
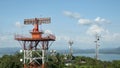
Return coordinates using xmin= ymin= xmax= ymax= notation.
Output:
xmin=15 ymin=17 xmax=55 ymax=68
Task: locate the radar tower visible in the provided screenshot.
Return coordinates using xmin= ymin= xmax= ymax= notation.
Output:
xmin=15 ymin=17 xmax=55 ymax=68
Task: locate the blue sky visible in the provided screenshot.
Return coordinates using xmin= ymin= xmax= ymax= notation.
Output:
xmin=0 ymin=0 xmax=120 ymax=50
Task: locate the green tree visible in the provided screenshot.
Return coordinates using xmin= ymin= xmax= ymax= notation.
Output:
xmin=0 ymin=53 xmax=23 ymax=68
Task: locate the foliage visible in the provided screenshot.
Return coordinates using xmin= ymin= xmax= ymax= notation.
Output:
xmin=0 ymin=52 xmax=23 ymax=68
xmin=0 ymin=52 xmax=120 ymax=68
xmin=47 ymin=53 xmax=65 ymax=68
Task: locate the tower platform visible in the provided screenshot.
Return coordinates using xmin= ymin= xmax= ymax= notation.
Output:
xmin=15 ymin=34 xmax=55 ymax=41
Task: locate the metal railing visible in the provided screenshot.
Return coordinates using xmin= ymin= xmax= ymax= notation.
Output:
xmin=15 ymin=34 xmax=31 ymax=39
xmin=15 ymin=33 xmax=56 ymax=40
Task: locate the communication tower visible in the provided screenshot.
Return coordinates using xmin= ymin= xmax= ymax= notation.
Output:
xmin=15 ymin=18 xmax=55 ymax=68
xmin=94 ymin=33 xmax=100 ymax=60
xmin=68 ymin=40 xmax=73 ymax=60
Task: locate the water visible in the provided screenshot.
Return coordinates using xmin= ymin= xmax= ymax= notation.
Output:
xmin=74 ymin=53 xmax=120 ymax=61
xmin=0 ymin=53 xmax=120 ymax=61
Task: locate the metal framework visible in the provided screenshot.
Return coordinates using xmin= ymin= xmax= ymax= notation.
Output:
xmin=15 ymin=18 xmax=55 ymax=68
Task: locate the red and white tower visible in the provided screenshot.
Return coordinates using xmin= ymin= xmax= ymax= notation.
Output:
xmin=15 ymin=17 xmax=55 ymax=68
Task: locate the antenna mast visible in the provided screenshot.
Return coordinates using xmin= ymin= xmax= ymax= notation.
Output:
xmin=68 ymin=40 xmax=73 ymax=60
xmin=94 ymin=33 xmax=100 ymax=60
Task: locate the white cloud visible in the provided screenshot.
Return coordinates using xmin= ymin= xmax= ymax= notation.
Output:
xmin=56 ymin=35 xmax=93 ymax=44
xmin=63 ymin=11 xmax=81 ymax=19
xmin=103 ymin=32 xmax=120 ymax=42
xmin=86 ymin=25 xmax=105 ymax=35
xmin=0 ymin=36 xmax=8 ymax=41
xmin=94 ymin=17 xmax=110 ymax=24
xmin=63 ymin=11 xmax=112 ymax=39
xmin=56 ymin=35 xmax=70 ymax=41
xmin=44 ymin=30 xmax=53 ymax=34
xmin=63 ymin=11 xmax=110 ymax=25
xmin=15 ymin=21 xmax=24 ymax=28
xmin=78 ymin=17 xmax=109 ymax=26
xmin=0 ymin=34 xmax=14 ymax=43
xmin=78 ymin=18 xmax=92 ymax=25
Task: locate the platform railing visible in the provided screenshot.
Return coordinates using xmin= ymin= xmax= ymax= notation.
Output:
xmin=15 ymin=34 xmax=31 ymax=39
xmin=42 ymin=34 xmax=56 ymax=40
xmin=15 ymin=33 xmax=56 ymax=40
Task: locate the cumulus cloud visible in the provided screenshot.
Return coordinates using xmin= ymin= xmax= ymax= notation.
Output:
xmin=63 ymin=10 xmax=110 ymax=36
xmin=78 ymin=18 xmax=92 ymax=25
xmin=103 ymin=32 xmax=120 ymax=42
xmin=86 ymin=25 xmax=105 ymax=35
xmin=63 ymin=11 xmax=110 ymax=26
xmin=63 ymin=11 xmax=81 ymax=19
xmin=94 ymin=17 xmax=110 ymax=24
xmin=15 ymin=21 xmax=24 ymax=28
xmin=78 ymin=17 xmax=109 ymax=26
xmin=63 ymin=10 xmax=120 ymax=48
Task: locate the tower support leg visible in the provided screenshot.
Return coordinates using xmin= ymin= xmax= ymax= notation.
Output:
xmin=42 ymin=49 xmax=45 ymax=68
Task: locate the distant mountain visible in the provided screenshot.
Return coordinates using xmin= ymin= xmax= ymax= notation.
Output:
xmin=57 ymin=47 xmax=120 ymax=54
xmin=99 ymin=47 xmax=120 ymax=54
xmin=0 ymin=47 xmax=20 ymax=55
xmin=116 ymin=47 xmax=120 ymax=50
xmin=0 ymin=47 xmax=120 ymax=57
